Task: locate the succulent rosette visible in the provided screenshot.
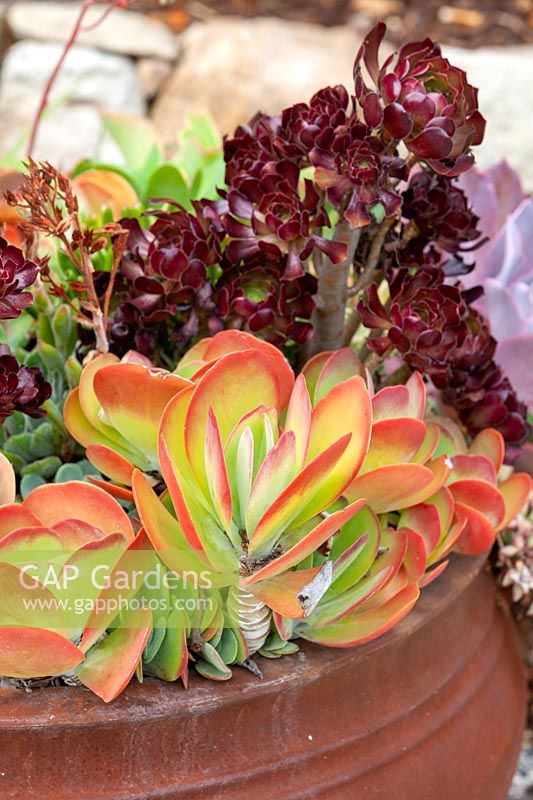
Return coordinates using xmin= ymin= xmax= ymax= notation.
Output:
xmin=60 ymin=331 xmax=531 ymax=685
xmin=459 ymin=162 xmax=533 ymax=411
xmin=0 ymin=469 xmax=151 ymax=702
xmin=354 ymin=23 xmax=486 ymax=176
xmin=225 ymin=159 xmax=346 ymax=276
xmin=359 ymin=267 xmax=530 ymax=445
xmin=402 ymin=170 xmax=481 ymax=256
xmin=0 ymin=237 xmax=39 ymax=319
xmin=0 ymin=344 xmax=52 ymax=422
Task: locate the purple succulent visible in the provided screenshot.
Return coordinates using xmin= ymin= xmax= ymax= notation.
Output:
xmin=0 ymin=345 xmax=51 ymax=422
xmin=354 ymin=23 xmax=486 ymax=176
xmin=0 ymin=237 xmax=39 ymax=319
xmin=225 ymin=160 xmax=346 ymax=277
xmin=359 ymin=266 xmax=530 ymax=445
xmin=460 ymin=162 xmax=533 ymax=411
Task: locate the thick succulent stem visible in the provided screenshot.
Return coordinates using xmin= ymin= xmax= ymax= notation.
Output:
xmin=309 ymin=224 xmax=361 ymax=356
xmin=344 ymin=214 xmax=398 ymax=346
xmin=227 ymin=584 xmax=271 ymax=656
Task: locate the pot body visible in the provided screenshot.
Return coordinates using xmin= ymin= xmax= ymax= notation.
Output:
xmin=0 ymin=555 xmax=525 ymax=800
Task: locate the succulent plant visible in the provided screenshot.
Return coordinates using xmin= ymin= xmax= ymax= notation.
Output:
xmin=0 ymin=473 xmax=151 ymax=702
xmin=0 ymin=237 xmax=39 ymax=319
xmin=459 ymin=162 xmax=533 ymax=412
xmin=354 ymin=23 xmax=486 ymax=176
xmin=0 ymin=303 xmax=102 ymax=497
xmin=359 ymin=265 xmax=531 ymax=446
xmin=61 ymin=331 xmax=531 ymax=686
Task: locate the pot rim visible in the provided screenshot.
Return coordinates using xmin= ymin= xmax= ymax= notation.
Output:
xmin=0 ymin=553 xmax=487 ymax=730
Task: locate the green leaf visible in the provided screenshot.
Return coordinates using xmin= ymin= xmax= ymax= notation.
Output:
xmin=29 ymin=423 xmax=54 ymax=459
xmin=54 ymin=463 xmax=84 ymax=483
xmin=144 ymin=164 xmax=189 ymax=207
xmin=4 ymin=433 xmax=32 ymax=461
xmin=217 ymin=628 xmax=239 ymax=665
xmin=65 ymin=357 xmax=83 ymax=390
xmin=102 ymin=113 xmax=162 ymax=175
xmin=20 ymin=473 xmax=46 ymax=499
xmin=194 ymin=658 xmax=232 ymax=681
xmin=21 ymin=456 xmax=61 ymax=478
xmin=370 ymin=202 xmax=386 ymax=224
xmin=0 ymin=314 xmax=35 ymax=349
xmin=3 ymin=412 xmax=26 ymax=437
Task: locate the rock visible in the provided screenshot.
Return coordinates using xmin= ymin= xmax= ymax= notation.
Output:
xmin=151 ymin=18 xmax=374 ymax=146
xmin=137 ymin=58 xmax=173 ymax=102
xmin=443 ymin=45 xmax=533 ymax=191
xmin=7 ymin=2 xmax=179 ymax=61
xmin=510 ymin=747 xmax=533 ymax=799
xmin=0 ymin=41 xmax=145 ymax=169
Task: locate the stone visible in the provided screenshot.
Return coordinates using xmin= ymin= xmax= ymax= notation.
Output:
xmin=137 ymin=57 xmax=173 ymax=102
xmin=151 ymin=18 xmax=376 ymax=147
xmin=7 ymin=2 xmax=179 ymax=61
xmin=509 ymin=747 xmax=533 ymax=799
xmin=443 ymin=45 xmax=533 ymax=191
xmin=0 ymin=41 xmax=145 ymax=170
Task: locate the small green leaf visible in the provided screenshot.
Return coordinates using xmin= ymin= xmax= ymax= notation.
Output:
xmin=4 ymin=433 xmax=33 ymax=461
xmin=20 ymin=473 xmax=46 ymax=499
xmin=65 ymin=357 xmax=83 ymax=390
xmin=54 ymin=463 xmax=84 ymax=483
xmin=194 ymin=658 xmax=232 ymax=681
xmin=217 ymin=628 xmax=239 ymax=665
xmin=29 ymin=423 xmax=54 ymax=459
xmin=370 ymin=202 xmax=386 ymax=224
xmin=21 ymin=456 xmax=61 ymax=478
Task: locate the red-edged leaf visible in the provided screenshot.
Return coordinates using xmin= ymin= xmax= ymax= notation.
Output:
xmin=86 ymin=445 xmax=134 ymax=486
xmin=313 ymin=348 xmax=365 ymax=404
xmin=401 ymin=527 xmax=428 ymax=582
xmin=362 ymin=417 xmax=426 ymax=473
xmin=248 ymin=435 xmax=351 ymax=557
xmin=453 ymin=503 xmax=496 ymax=554
xmin=249 ymin=562 xmax=332 ymax=619
xmin=497 ymin=472 xmax=532 ymax=530
xmin=469 ymin=428 xmax=504 ymax=472
xmin=185 ymin=351 xmax=283 ymax=494
xmin=245 ymin=431 xmax=296 ymax=534
xmin=284 ymin=374 xmax=311 ymax=469
xmin=243 ymin=499 xmax=366 ymax=585
xmin=77 ymin=606 xmax=152 ymax=702
xmin=23 ymin=482 xmax=134 ymax=542
xmin=0 ymin=628 xmax=84 ymax=678
xmin=448 ymin=479 xmax=505 ymax=528
xmin=300 ymin=583 xmax=419 ymax=647
xmin=419 ymin=560 xmax=449 ymax=588
xmin=205 ymin=408 xmax=233 ymax=532
xmin=0 ymin=504 xmax=41 ymax=540
xmin=345 ymin=456 xmax=451 ymax=513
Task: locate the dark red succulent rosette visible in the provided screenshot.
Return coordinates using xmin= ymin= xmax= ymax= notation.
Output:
xmin=225 ymin=159 xmax=347 ymax=278
xmin=224 ymin=113 xmax=283 ymax=184
xmin=354 ymin=23 xmax=486 ymax=177
xmin=216 ymin=256 xmax=317 ymax=349
xmin=310 ymin=117 xmax=406 ymax=227
xmin=0 ymin=345 xmax=51 ymax=422
xmin=0 ymin=237 xmax=39 ymax=319
xmin=402 ymin=170 xmax=482 ymax=256
xmin=277 ymin=85 xmax=351 ymax=160
xmin=359 ymin=267 xmax=530 ymax=445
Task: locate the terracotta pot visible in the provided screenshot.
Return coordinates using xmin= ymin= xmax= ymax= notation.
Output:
xmin=0 ymin=554 xmax=525 ymax=800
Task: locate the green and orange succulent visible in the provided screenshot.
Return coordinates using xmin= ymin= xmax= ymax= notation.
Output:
xmin=0 ymin=329 xmax=515 ymax=697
